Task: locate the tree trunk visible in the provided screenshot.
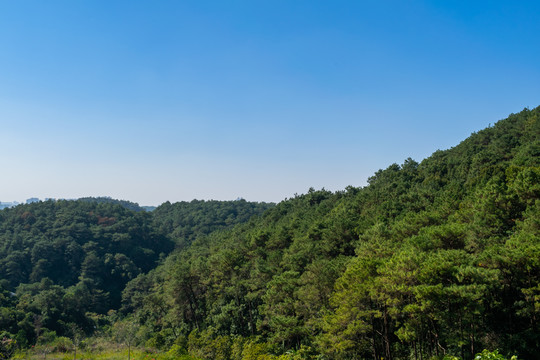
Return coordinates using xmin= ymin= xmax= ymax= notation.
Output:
xmin=383 ymin=306 xmax=392 ymax=360
xmin=459 ymin=314 xmax=464 ymax=360
xmin=371 ymin=314 xmax=378 ymax=360
xmin=470 ymin=319 xmax=475 ymax=358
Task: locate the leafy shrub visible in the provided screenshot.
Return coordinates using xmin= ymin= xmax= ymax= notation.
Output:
xmin=474 ymin=349 xmax=518 ymax=360
xmin=50 ymin=336 xmax=73 ymax=352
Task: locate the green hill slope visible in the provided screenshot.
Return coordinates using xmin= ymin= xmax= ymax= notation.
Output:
xmin=126 ymin=107 xmax=539 ymax=359
xmin=0 ymin=198 xmax=273 ymax=345
xmin=152 ymin=199 xmax=275 ymax=249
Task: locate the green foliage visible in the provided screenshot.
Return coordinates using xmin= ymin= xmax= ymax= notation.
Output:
xmin=473 ymin=349 xmax=518 ymax=360
xmin=49 ymin=336 xmax=73 ymax=353
xmin=0 ymin=197 xmax=272 ymax=352
xmin=152 ymin=199 xmax=274 ymax=249
xmin=1 ymin=107 xmax=539 ymax=359
xmin=0 ymin=333 xmax=16 ymax=360
xmin=78 ymin=197 xmax=149 ymax=212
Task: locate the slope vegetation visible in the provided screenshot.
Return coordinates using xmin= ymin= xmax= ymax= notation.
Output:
xmin=126 ymin=107 xmax=539 ymax=359
xmin=0 ymin=198 xmax=273 ymax=346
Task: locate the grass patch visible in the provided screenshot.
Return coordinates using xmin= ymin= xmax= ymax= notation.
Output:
xmin=11 ymin=338 xmax=197 ymax=360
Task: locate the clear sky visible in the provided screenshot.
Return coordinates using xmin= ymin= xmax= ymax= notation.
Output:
xmin=1 ymin=0 xmax=539 ymax=205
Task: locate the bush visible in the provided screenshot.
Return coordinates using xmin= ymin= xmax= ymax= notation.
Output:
xmin=474 ymin=349 xmax=518 ymax=360
xmin=50 ymin=336 xmax=73 ymax=353
xmin=0 ymin=335 xmax=16 ymax=360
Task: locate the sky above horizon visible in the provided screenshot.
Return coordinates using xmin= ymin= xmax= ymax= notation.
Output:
xmin=1 ymin=0 xmax=539 ymax=205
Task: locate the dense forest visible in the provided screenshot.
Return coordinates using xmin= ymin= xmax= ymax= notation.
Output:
xmin=1 ymin=107 xmax=539 ymax=359
xmin=0 ymin=198 xmax=273 ymax=356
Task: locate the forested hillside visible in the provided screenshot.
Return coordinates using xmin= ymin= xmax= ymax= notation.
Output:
xmin=152 ymin=199 xmax=275 ymax=249
xmin=78 ymin=196 xmax=152 ymax=212
xmin=0 ymin=198 xmax=273 ymax=352
xmin=0 ymin=107 xmax=538 ymax=360
xmin=124 ymin=107 xmax=539 ymax=360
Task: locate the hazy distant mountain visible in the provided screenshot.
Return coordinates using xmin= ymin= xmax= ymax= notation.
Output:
xmin=0 ymin=201 xmax=19 ymax=210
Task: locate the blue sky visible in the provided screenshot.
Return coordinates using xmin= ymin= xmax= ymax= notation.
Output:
xmin=1 ymin=0 xmax=539 ymax=205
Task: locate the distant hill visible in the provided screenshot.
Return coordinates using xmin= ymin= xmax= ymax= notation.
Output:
xmin=0 ymin=201 xmax=20 ymax=210
xmin=0 ymin=197 xmax=274 ymax=341
xmin=0 ymin=200 xmax=173 ymax=313
xmin=78 ymin=196 xmax=149 ymax=212
xmin=152 ymin=198 xmax=275 ymax=248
